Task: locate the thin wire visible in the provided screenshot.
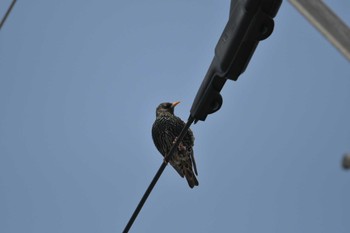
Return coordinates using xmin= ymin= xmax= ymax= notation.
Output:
xmin=122 ymin=115 xmax=195 ymax=233
xmin=0 ymin=0 xmax=17 ymax=30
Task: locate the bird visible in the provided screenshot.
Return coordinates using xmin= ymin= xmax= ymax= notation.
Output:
xmin=152 ymin=101 xmax=199 ymax=188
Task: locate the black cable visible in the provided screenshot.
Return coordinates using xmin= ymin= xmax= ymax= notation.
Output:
xmin=122 ymin=115 xmax=195 ymax=233
xmin=0 ymin=0 xmax=17 ymax=30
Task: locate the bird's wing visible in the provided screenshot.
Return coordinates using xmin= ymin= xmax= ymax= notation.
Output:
xmin=189 ymin=150 xmax=198 ymax=176
xmin=185 ymin=127 xmax=197 ymax=175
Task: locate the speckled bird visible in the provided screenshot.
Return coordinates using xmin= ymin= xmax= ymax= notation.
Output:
xmin=152 ymin=101 xmax=198 ymax=188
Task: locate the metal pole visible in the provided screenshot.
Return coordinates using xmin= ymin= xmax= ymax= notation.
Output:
xmin=289 ymin=0 xmax=350 ymax=62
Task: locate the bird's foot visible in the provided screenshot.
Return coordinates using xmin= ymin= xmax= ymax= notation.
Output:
xmin=178 ymin=142 xmax=186 ymax=152
xmin=173 ymin=137 xmax=186 ymax=152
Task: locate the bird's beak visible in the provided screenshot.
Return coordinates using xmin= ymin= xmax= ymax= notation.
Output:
xmin=171 ymin=101 xmax=180 ymax=108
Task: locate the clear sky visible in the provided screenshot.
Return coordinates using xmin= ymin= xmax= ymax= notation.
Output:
xmin=1 ymin=1 xmax=350 ymax=232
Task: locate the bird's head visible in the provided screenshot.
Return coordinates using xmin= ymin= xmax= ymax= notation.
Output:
xmin=155 ymin=101 xmax=180 ymax=117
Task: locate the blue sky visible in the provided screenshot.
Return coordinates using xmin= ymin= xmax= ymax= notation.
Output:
xmin=1 ymin=1 xmax=349 ymax=232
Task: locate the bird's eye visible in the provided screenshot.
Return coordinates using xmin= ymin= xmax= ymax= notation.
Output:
xmin=163 ymin=103 xmax=171 ymax=108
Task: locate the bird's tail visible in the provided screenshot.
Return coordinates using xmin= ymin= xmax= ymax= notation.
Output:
xmin=183 ymin=164 xmax=199 ymax=188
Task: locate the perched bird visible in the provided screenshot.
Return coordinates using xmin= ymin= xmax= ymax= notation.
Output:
xmin=152 ymin=101 xmax=198 ymax=188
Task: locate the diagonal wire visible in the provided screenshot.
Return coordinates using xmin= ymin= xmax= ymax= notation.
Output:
xmin=122 ymin=115 xmax=195 ymax=233
xmin=0 ymin=0 xmax=17 ymax=30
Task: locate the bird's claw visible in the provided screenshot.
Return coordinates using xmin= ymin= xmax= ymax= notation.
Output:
xmin=173 ymin=137 xmax=186 ymax=152
xmin=178 ymin=143 xmax=186 ymax=152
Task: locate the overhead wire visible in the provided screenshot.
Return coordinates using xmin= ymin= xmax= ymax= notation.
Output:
xmin=0 ymin=0 xmax=17 ymax=30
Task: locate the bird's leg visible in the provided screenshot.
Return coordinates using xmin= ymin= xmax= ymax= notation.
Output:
xmin=173 ymin=137 xmax=186 ymax=152
xmin=178 ymin=142 xmax=186 ymax=152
